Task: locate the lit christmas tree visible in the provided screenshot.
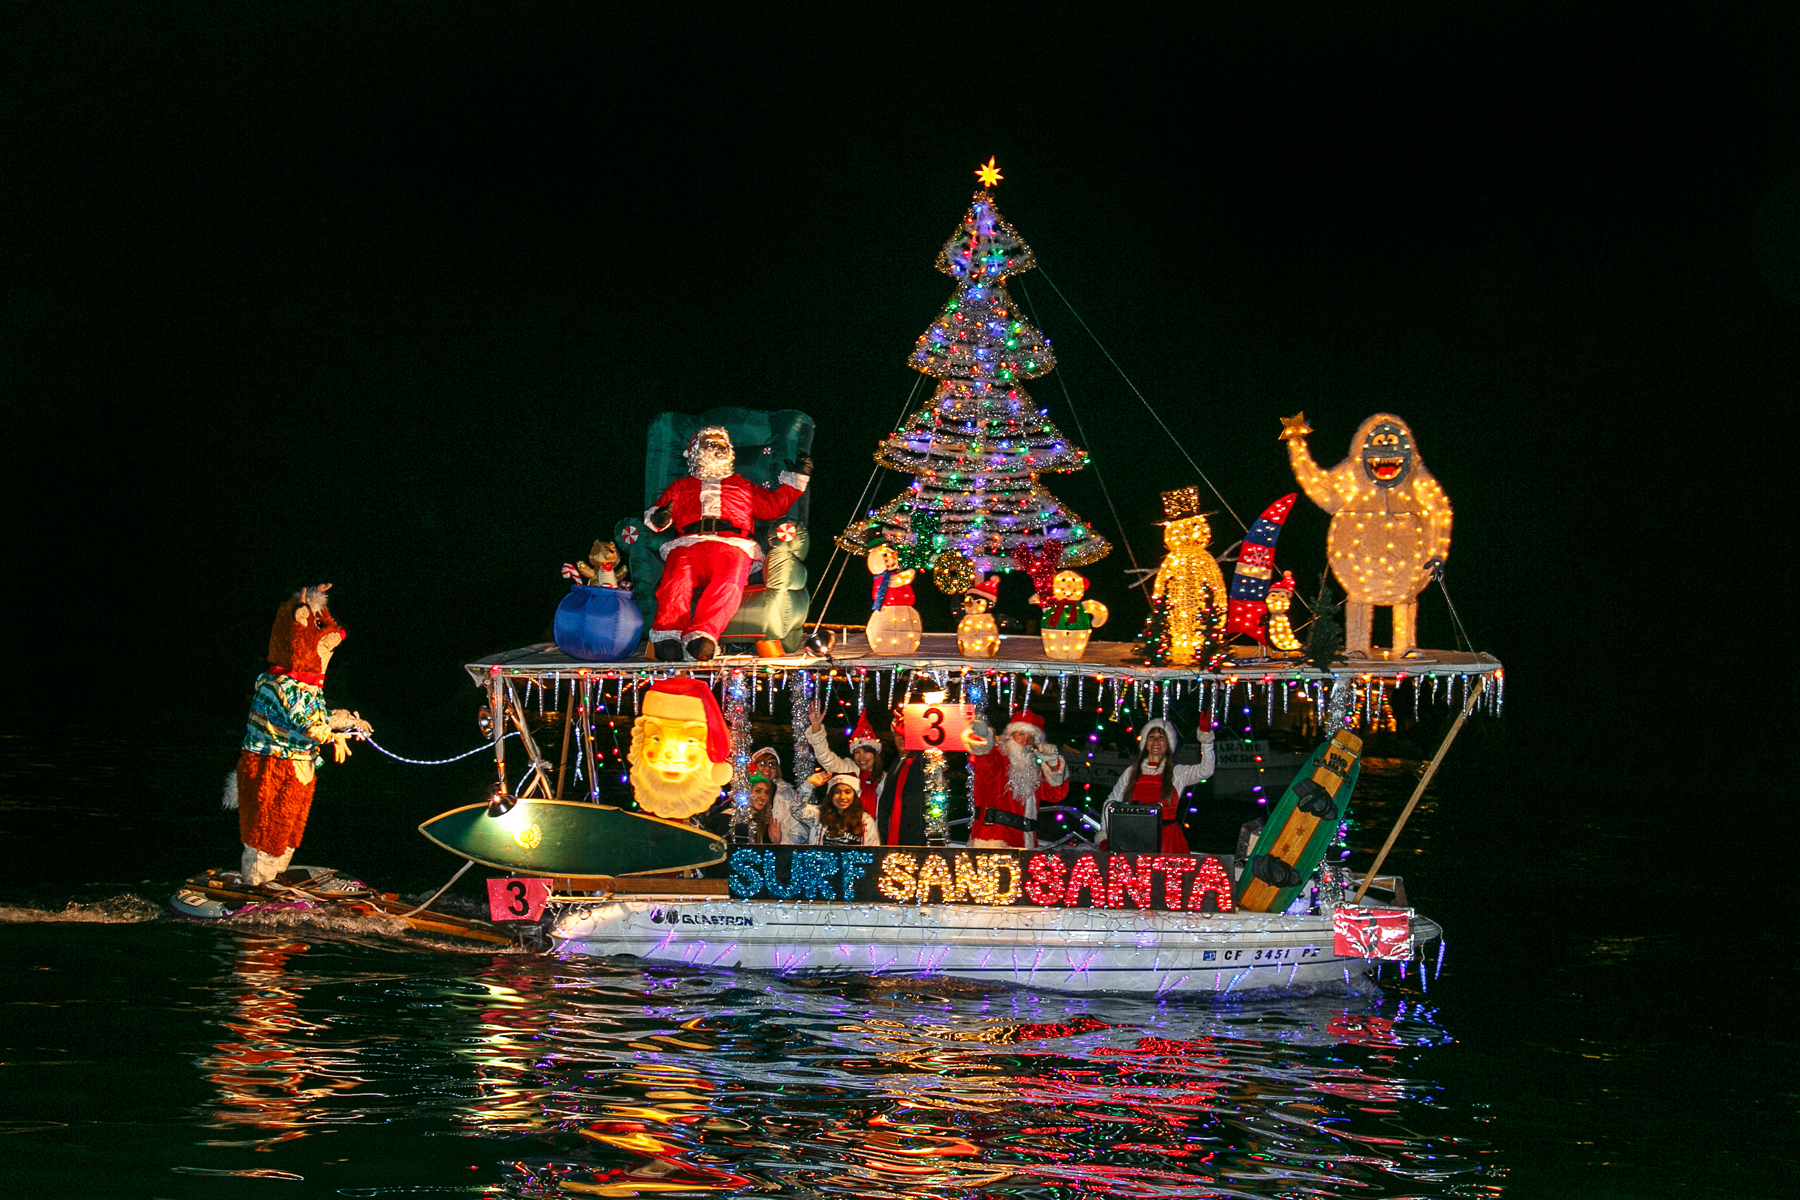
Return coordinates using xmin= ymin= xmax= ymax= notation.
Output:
xmin=838 ymin=173 xmax=1110 ymax=576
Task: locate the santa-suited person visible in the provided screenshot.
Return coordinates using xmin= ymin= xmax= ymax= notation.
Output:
xmin=962 ymin=710 xmax=1069 ymax=849
xmin=643 ymin=426 xmax=810 ymax=662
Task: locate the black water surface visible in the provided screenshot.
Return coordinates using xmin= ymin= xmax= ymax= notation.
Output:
xmin=0 ymin=719 xmax=1788 ymax=1198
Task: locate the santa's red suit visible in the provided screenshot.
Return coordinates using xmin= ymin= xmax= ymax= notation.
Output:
xmin=645 ymin=469 xmax=807 ymax=645
xmin=963 ymin=711 xmax=1068 ymax=849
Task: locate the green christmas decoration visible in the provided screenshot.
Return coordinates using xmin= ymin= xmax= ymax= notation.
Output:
xmin=932 ymin=548 xmax=976 ymax=596
xmin=1304 ymin=575 xmax=1346 ymax=672
xmin=837 ymin=187 xmax=1110 ymax=575
xmin=1137 ymin=593 xmax=1174 ymax=667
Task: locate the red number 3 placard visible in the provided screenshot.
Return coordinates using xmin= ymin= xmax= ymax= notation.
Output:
xmin=897 ymin=703 xmax=975 ymax=752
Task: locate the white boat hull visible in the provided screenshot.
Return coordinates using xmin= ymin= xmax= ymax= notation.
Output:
xmin=549 ymin=896 xmax=1439 ymax=994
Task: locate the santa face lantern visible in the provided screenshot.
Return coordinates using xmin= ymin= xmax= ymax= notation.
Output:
xmin=864 ymin=541 xmax=922 ymax=656
xmin=1037 ymin=569 xmax=1108 ymax=661
xmin=627 ymin=679 xmax=734 ymax=818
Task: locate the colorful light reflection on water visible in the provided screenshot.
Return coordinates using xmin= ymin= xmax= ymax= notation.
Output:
xmin=59 ymin=924 xmax=1503 ymax=1198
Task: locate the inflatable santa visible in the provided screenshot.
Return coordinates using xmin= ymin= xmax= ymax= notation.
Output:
xmin=962 ymin=710 xmax=1068 ymax=849
xmin=643 ymin=426 xmax=810 ymax=662
xmin=226 ymin=585 xmax=372 ymax=886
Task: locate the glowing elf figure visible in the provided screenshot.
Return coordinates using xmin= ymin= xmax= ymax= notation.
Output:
xmin=1281 ymin=412 xmax=1452 ymax=656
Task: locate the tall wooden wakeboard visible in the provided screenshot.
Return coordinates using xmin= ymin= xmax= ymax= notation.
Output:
xmin=418 ymin=800 xmax=727 ymax=878
xmin=1237 ymin=728 xmax=1364 ymax=913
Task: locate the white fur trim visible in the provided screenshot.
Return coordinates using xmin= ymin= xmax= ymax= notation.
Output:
xmin=778 ymin=471 xmax=809 ymax=492
xmin=1139 ymin=717 xmax=1180 ymax=753
xmin=1040 ymin=755 xmax=1068 ymax=787
xmin=699 ymin=476 xmax=723 ymax=516
xmin=648 ymin=628 xmax=682 ymax=643
xmin=221 ymin=771 xmax=238 ymax=811
xmin=656 ymin=533 xmax=762 ymax=561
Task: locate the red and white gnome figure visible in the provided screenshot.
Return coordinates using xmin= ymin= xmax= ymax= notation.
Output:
xmin=962 ymin=710 xmax=1068 ymax=849
xmin=643 ymin=426 xmax=810 ymax=662
xmin=225 ymin=585 xmax=373 ymax=886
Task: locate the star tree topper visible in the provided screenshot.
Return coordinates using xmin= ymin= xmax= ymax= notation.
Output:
xmin=974 ymin=156 xmax=1003 ymax=187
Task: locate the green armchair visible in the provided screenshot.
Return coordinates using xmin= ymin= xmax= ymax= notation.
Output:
xmin=613 ymin=407 xmax=816 ymax=654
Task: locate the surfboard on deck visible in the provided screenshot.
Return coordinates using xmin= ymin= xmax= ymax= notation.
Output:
xmin=417 ymin=800 xmax=727 ymax=878
xmin=1237 ymin=728 xmax=1364 ymax=913
xmin=169 ymin=866 xmax=516 ymax=945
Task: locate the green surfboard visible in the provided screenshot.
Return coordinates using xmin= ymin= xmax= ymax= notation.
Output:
xmin=418 ymin=800 xmax=727 ymax=877
xmin=1237 ymin=728 xmax=1364 ymax=913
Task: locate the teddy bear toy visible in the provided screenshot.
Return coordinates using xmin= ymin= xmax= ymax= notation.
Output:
xmin=563 ymin=540 xmax=626 ymax=589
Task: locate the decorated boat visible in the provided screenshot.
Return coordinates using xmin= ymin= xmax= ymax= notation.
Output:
xmin=414 ymin=165 xmax=1502 ymax=993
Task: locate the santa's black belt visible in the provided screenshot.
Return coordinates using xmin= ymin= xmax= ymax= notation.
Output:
xmin=680 ymin=518 xmax=749 ymax=537
xmin=980 ymin=807 xmax=1031 ymax=831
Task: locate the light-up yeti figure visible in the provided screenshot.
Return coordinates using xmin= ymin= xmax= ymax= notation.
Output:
xmin=1281 ymin=412 xmax=1452 ymax=657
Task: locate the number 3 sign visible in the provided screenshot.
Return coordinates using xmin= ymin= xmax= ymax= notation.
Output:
xmin=897 ymin=703 xmax=975 ymax=751
xmin=485 ymin=877 xmax=553 ymax=921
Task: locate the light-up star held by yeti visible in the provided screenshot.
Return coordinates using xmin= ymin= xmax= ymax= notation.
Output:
xmin=1278 ymin=412 xmax=1314 ymax=441
xmin=974 ymin=157 xmax=1003 ymax=188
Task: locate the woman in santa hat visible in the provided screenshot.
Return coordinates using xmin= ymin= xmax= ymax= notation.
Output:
xmin=802 ymin=701 xmax=886 ymax=817
xmin=745 ymin=745 xmax=816 ymax=844
xmin=963 ymin=710 xmax=1068 ymax=849
xmin=805 ymin=773 xmax=881 ymax=846
xmin=1101 ymin=716 xmax=1216 ymax=854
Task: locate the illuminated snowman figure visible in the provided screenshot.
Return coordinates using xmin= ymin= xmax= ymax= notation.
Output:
xmin=864 ymin=538 xmax=922 ymax=655
xmin=1035 ymin=569 xmax=1108 ymax=662
xmin=957 ymin=575 xmax=1002 ymax=658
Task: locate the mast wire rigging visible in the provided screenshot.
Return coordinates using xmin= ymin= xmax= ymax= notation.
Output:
xmin=1019 ymin=280 xmax=1145 ymax=590
xmin=807 ymin=371 xmax=926 ymax=635
xmin=1034 ymin=265 xmax=1250 ymax=535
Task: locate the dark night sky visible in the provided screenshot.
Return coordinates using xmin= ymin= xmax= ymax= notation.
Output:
xmin=6 ymin=5 xmax=1795 ymax=765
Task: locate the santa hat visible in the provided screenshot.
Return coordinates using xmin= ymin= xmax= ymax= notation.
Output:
xmin=1270 ymin=570 xmax=1296 ymax=592
xmin=824 ymin=772 xmax=862 ymax=798
xmin=848 ymin=712 xmax=882 ymax=754
xmin=641 ymin=678 xmax=731 ymax=763
xmin=1003 ymin=709 xmax=1046 ymax=742
xmin=966 ymin=575 xmax=1000 ymax=604
xmin=749 ymin=746 xmax=782 ymax=774
xmin=1138 ymin=717 xmax=1180 ymax=754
